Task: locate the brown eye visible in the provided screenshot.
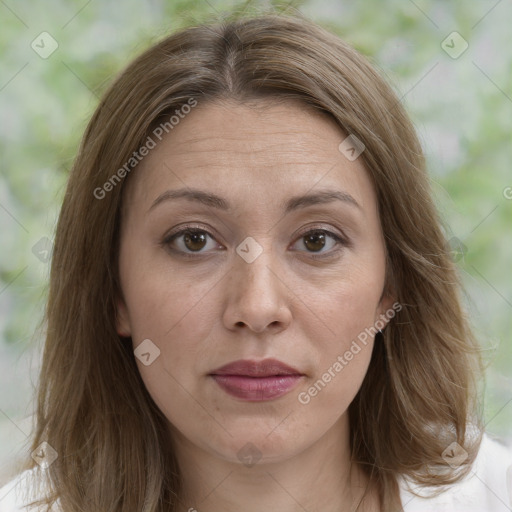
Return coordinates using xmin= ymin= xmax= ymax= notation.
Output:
xmin=292 ymin=228 xmax=347 ymax=259
xmin=163 ymin=228 xmax=220 ymax=256
xmin=303 ymin=231 xmax=327 ymax=252
xmin=182 ymin=230 xmax=208 ymax=251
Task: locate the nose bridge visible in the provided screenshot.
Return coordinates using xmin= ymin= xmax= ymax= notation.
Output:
xmin=224 ymin=234 xmax=291 ymax=332
xmin=234 ymin=234 xmax=276 ymax=290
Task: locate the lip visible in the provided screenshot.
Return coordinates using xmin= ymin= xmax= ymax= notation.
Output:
xmin=209 ymin=358 xmax=304 ymax=402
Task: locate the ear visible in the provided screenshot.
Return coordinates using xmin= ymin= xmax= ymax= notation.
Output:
xmin=375 ymin=287 xmax=399 ymax=331
xmin=375 ymin=260 xmax=399 ymax=330
xmin=115 ymin=294 xmax=132 ymax=338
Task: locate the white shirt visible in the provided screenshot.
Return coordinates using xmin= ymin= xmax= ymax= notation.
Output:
xmin=1 ymin=434 xmax=511 ymax=511
xmin=399 ymin=433 xmax=512 ymax=511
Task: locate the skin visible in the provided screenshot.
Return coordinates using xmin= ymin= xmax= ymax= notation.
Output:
xmin=116 ymin=99 xmax=394 ymax=512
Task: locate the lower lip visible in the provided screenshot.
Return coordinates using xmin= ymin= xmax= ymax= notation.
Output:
xmin=210 ymin=375 xmax=303 ymax=401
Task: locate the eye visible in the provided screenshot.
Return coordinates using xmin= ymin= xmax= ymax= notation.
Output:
xmin=162 ymin=225 xmax=222 ymax=257
xmin=161 ymin=224 xmax=348 ymax=260
xmin=291 ymin=228 xmax=347 ymax=259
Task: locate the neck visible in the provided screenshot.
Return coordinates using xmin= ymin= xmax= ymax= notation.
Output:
xmin=171 ymin=413 xmax=379 ymax=512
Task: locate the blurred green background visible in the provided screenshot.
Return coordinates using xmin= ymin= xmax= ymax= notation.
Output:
xmin=1 ymin=0 xmax=511 ymax=483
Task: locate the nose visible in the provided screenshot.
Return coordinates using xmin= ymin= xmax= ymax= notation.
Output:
xmin=222 ymin=240 xmax=292 ymax=334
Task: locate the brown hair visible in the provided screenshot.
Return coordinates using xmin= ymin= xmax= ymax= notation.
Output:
xmin=25 ymin=10 xmax=483 ymax=512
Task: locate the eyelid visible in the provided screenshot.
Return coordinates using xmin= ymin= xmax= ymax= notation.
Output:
xmin=163 ymin=222 xmax=221 ymax=242
xmin=293 ymin=223 xmax=349 ymax=245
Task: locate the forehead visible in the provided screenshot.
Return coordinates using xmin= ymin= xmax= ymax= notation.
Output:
xmin=123 ymin=99 xmax=376 ymax=215
xmin=157 ymin=99 xmax=344 ymax=169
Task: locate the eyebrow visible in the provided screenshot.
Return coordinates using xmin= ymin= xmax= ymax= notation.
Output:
xmin=147 ymin=187 xmax=361 ymax=214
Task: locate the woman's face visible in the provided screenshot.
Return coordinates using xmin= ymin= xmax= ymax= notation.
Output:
xmin=116 ymin=99 xmax=393 ymax=465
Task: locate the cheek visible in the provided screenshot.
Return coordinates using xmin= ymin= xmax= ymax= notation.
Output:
xmin=299 ymin=347 xmax=373 ymax=415
xmin=296 ymin=294 xmax=377 ymax=420
xmin=121 ymin=257 xmax=218 ymax=342
xmin=119 ymin=258 xmax=220 ymax=409
xmin=128 ymin=282 xmax=219 ymax=433
xmin=128 ymin=280 xmax=217 ymax=386
xmin=300 ymin=263 xmax=384 ymax=399
xmin=307 ymin=259 xmax=385 ymax=344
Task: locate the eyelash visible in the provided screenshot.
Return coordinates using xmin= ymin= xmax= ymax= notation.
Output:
xmin=161 ymin=223 xmax=349 ymax=261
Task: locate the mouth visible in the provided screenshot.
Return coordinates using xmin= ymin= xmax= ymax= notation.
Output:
xmin=209 ymin=358 xmax=305 ymax=402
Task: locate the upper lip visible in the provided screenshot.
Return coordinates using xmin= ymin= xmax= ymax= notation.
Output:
xmin=210 ymin=358 xmax=303 ymax=377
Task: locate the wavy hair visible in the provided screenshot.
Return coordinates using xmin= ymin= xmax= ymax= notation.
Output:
xmin=24 ymin=10 xmax=483 ymax=512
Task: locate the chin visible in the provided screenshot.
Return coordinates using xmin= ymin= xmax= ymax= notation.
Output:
xmin=202 ymin=424 xmax=310 ymax=468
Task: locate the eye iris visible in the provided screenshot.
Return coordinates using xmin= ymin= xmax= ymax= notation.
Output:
xmin=184 ymin=231 xmax=207 ymax=251
xmin=304 ymin=231 xmax=326 ymax=252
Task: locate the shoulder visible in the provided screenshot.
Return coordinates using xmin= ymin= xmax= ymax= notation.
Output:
xmin=399 ymin=432 xmax=512 ymax=511
xmin=0 ymin=467 xmax=60 ymax=512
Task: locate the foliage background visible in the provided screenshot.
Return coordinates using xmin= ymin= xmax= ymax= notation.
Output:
xmin=1 ymin=0 xmax=511 ymax=484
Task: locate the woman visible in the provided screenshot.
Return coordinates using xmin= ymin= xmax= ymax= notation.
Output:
xmin=1 ymin=11 xmax=511 ymax=512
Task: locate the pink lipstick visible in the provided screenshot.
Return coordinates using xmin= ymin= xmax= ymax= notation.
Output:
xmin=210 ymin=358 xmax=304 ymax=401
